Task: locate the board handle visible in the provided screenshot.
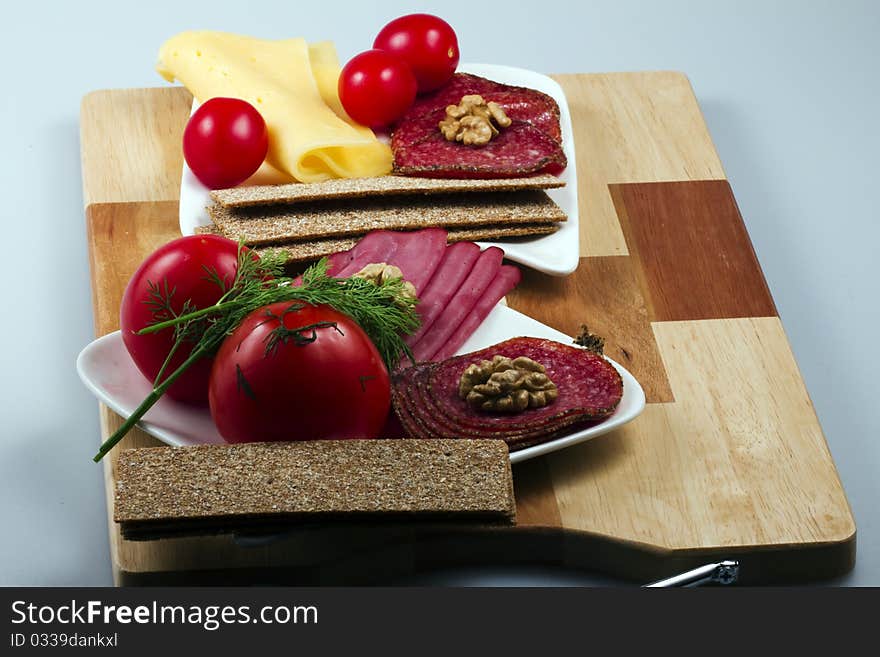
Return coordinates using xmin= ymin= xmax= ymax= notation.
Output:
xmin=644 ymin=561 xmax=740 ymax=587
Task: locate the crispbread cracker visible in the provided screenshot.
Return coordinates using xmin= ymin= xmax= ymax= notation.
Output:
xmin=209 ymin=190 xmax=565 ymax=246
xmin=114 ymin=440 xmax=515 ymax=540
xmin=210 ymin=174 xmax=565 ymax=208
xmin=251 ymin=224 xmax=560 ymax=264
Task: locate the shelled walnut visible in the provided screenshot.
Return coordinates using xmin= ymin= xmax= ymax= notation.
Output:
xmin=438 ymin=94 xmax=512 ymax=146
xmin=353 ymin=263 xmax=417 ymax=304
xmin=458 ymin=355 xmax=558 ymax=413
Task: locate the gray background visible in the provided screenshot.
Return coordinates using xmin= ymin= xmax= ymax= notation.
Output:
xmin=1 ymin=0 xmax=877 ymax=586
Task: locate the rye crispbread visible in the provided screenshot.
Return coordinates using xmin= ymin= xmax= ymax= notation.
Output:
xmin=210 ymin=174 xmax=565 ymax=208
xmin=208 ymin=190 xmax=566 ymax=246
xmin=195 ymin=222 xmax=558 ymax=264
xmin=114 ymin=440 xmax=515 ymax=540
xmin=250 ymin=223 xmax=560 ymax=264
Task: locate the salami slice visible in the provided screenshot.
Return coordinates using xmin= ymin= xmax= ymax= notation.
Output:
xmin=392 ymin=92 xmax=561 ymax=154
xmin=486 ymin=92 xmax=562 ymax=143
xmin=403 ymin=73 xmax=509 ymax=120
xmin=401 ymin=74 xmax=561 ymax=135
xmin=394 ymin=120 xmax=567 ymax=179
xmin=404 ymin=241 xmax=482 ymax=348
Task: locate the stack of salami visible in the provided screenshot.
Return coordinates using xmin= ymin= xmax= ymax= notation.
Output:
xmin=391 ymin=73 xmax=567 ymax=178
xmin=391 ymin=338 xmax=623 ymax=451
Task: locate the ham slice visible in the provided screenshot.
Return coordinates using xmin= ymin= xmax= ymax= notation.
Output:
xmin=328 ymin=229 xmax=446 ymax=295
xmin=431 ymin=264 xmax=521 ymax=361
xmin=331 ymin=230 xmax=404 ymax=279
xmin=411 ymin=246 xmax=504 ymax=362
xmin=382 ymin=228 xmax=446 ymax=294
xmin=404 ymin=241 xmax=481 ymax=348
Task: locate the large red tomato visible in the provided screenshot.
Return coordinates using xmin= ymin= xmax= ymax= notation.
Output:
xmin=373 ymin=14 xmax=459 ymax=93
xmin=183 ymin=97 xmax=268 ymax=189
xmin=120 ymin=234 xmax=241 ymax=404
xmin=338 ymin=49 xmax=417 ymax=128
xmin=209 ymin=302 xmax=391 ymax=443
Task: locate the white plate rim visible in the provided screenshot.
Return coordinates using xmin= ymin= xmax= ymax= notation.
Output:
xmin=177 ymin=61 xmax=579 ymax=276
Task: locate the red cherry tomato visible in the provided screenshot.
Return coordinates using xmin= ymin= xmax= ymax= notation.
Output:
xmin=183 ymin=97 xmax=268 ymax=189
xmin=209 ymin=302 xmax=391 ymax=443
xmin=120 ymin=235 xmax=242 ymax=404
xmin=373 ymin=14 xmax=459 ymax=93
xmin=338 ymin=49 xmax=417 ymax=128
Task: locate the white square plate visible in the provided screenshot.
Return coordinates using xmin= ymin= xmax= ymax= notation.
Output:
xmin=77 ymin=305 xmax=643 ymax=463
xmin=178 ymin=63 xmax=579 ymax=276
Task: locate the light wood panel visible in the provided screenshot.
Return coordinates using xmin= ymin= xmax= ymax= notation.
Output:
xmin=80 ymin=75 xmax=855 ymax=583
xmin=547 ymin=317 xmax=854 ymax=550
xmin=80 ymin=88 xmax=192 ymax=205
xmin=551 ymin=72 xmax=726 ymax=257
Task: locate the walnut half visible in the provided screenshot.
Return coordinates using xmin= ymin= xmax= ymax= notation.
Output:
xmin=439 ymin=94 xmax=512 ymax=146
xmin=458 ymin=355 xmax=558 ymax=414
xmin=353 ymin=263 xmax=417 ymax=305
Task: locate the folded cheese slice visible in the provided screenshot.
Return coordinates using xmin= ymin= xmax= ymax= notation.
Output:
xmin=157 ymin=31 xmax=392 ymax=182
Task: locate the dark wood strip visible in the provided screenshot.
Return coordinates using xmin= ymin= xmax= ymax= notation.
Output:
xmin=610 ymin=180 xmax=777 ymax=321
xmin=506 ymin=256 xmax=674 ymax=403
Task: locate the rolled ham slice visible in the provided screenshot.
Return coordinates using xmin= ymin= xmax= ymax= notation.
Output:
xmin=431 ymin=264 xmax=521 ymax=361
xmin=331 ymin=230 xmax=405 ymax=279
xmin=404 ymin=241 xmax=481 ymax=348
xmin=382 ymin=228 xmax=446 ymax=294
xmin=411 ymin=246 xmax=504 ymax=362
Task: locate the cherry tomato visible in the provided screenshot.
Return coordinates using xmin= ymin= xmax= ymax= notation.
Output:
xmin=209 ymin=302 xmax=391 ymax=443
xmin=338 ymin=49 xmax=417 ymax=128
xmin=120 ymin=235 xmax=242 ymax=404
xmin=183 ymin=97 xmax=268 ymax=189
xmin=373 ymin=14 xmax=459 ymax=93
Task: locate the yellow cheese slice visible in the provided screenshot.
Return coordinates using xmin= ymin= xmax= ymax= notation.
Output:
xmin=157 ymin=31 xmax=392 ymax=182
xmin=308 ymin=41 xmax=362 ymax=127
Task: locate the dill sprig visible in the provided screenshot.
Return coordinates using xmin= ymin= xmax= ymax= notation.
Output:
xmin=93 ymin=244 xmax=420 ymax=463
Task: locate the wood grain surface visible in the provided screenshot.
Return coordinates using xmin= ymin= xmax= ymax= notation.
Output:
xmin=79 ymin=76 xmax=855 ymax=584
xmin=610 ymin=180 xmax=777 ymax=321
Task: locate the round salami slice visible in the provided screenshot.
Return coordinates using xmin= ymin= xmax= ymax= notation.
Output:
xmin=485 ymin=92 xmax=562 ymax=143
xmin=403 ymin=73 xmax=510 ymax=120
xmin=393 ymin=120 xmax=567 ymax=179
xmin=394 ymin=92 xmax=562 ymax=147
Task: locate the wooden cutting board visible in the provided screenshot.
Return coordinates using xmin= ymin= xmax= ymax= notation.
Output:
xmin=80 ymin=73 xmax=856 ymax=585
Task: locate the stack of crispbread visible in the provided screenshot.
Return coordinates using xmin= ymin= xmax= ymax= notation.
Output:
xmin=198 ymin=174 xmax=566 ymax=264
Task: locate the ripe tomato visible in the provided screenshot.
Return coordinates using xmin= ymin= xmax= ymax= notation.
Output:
xmin=183 ymin=97 xmax=268 ymax=189
xmin=338 ymin=49 xmax=417 ymax=128
xmin=120 ymin=234 xmax=242 ymax=404
xmin=209 ymin=302 xmax=391 ymax=443
xmin=373 ymin=14 xmax=459 ymax=93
